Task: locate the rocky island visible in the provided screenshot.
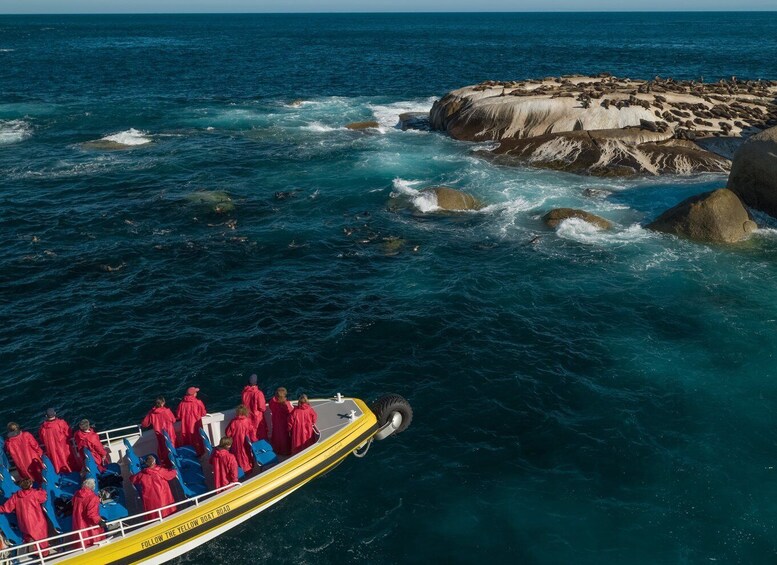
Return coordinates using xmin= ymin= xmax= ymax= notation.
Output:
xmin=429 ymin=75 xmax=777 ymax=176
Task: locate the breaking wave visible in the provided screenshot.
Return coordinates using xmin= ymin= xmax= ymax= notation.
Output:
xmin=100 ymin=128 xmax=153 ymax=146
xmin=0 ymin=120 xmax=32 ymax=145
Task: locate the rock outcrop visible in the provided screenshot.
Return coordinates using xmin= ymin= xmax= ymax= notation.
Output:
xmin=647 ymin=188 xmax=756 ymax=243
xmin=398 ymin=112 xmax=430 ymax=131
xmin=430 ymin=75 xmax=777 ymax=176
xmin=543 ymin=208 xmax=613 ymax=230
xmin=421 ymin=187 xmax=483 ymax=211
xmin=346 ymin=121 xmax=380 ymax=130
xmin=727 ymin=126 xmax=777 ymax=218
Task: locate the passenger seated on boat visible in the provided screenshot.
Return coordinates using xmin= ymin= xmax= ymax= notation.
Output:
xmin=269 ymin=388 xmax=293 ymax=456
xmin=4 ymin=422 xmax=44 ymax=483
xmin=209 ymin=438 xmax=238 ymax=490
xmin=71 ymin=478 xmax=105 ymax=548
xmin=289 ymin=395 xmax=318 ymax=455
xmin=39 ymin=408 xmax=81 ymax=474
xmin=242 ymin=374 xmax=268 ymax=441
xmin=0 ymin=478 xmax=49 ymax=555
xmin=141 ymin=397 xmax=177 ymax=467
xmin=75 ymin=420 xmax=108 ymax=473
xmin=226 ymin=405 xmax=256 ymax=473
xmin=130 ymin=456 xmax=177 ymax=518
xmin=175 ymin=387 xmax=207 ymax=457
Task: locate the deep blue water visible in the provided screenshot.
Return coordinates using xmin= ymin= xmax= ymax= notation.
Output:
xmin=3 ymin=12 xmax=777 ymax=564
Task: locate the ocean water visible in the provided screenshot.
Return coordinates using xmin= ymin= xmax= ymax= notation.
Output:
xmin=3 ymin=12 xmax=777 ymax=564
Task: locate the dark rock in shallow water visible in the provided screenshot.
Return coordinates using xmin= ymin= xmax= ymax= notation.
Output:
xmin=398 ymin=112 xmax=430 ymax=131
xmin=647 ymin=188 xmax=756 ymax=243
xmin=727 ymin=126 xmax=777 ymax=218
xmin=346 ymin=121 xmax=380 ymax=130
xmin=421 ymin=186 xmax=483 ymax=211
xmin=543 ymin=208 xmax=613 ymax=230
xmin=489 ymin=128 xmax=729 ymax=176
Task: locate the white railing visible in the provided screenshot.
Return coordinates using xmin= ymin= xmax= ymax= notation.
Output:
xmin=0 ymin=483 xmax=240 ymax=565
xmin=97 ymin=424 xmax=142 ymax=447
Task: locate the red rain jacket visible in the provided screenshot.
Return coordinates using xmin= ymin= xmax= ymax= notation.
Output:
xmin=241 ymin=386 xmax=268 ymax=440
xmin=71 ymin=487 xmax=104 ymax=547
xmin=74 ymin=429 xmax=107 ymax=472
xmin=289 ymin=404 xmax=318 ymax=455
xmin=225 ymin=415 xmax=256 ymax=473
xmin=209 ymin=448 xmax=238 ymax=489
xmin=0 ymin=488 xmax=49 ymax=549
xmin=5 ymin=432 xmax=44 ymax=483
xmin=39 ymin=418 xmax=80 ymax=474
xmin=269 ymin=398 xmax=293 ymax=456
xmin=131 ymin=466 xmax=178 ymax=518
xmin=141 ymin=407 xmax=177 ymax=464
xmin=175 ymin=396 xmax=206 ymax=456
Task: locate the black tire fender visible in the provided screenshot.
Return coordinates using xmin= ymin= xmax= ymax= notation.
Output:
xmin=370 ymin=394 xmax=412 ymax=439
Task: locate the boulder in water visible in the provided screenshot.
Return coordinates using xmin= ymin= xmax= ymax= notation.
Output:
xmin=647 ymin=188 xmax=756 ymax=243
xmin=727 ymin=126 xmax=777 ymax=218
xmin=185 ymin=191 xmax=235 ymax=214
xmin=398 ymin=112 xmax=430 ymax=131
xmin=346 ymin=121 xmax=380 ymax=130
xmin=421 ymin=186 xmax=483 ymax=211
xmin=543 ymin=208 xmax=613 ymax=230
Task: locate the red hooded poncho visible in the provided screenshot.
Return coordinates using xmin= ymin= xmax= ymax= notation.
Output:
xmin=0 ymin=488 xmax=49 ymax=550
xmin=131 ymin=466 xmax=178 ymax=518
xmin=241 ymin=386 xmax=268 ymax=440
xmin=39 ymin=418 xmax=80 ymax=474
xmin=74 ymin=429 xmax=107 ymax=472
xmin=71 ymin=487 xmax=104 ymax=547
xmin=5 ymin=432 xmax=44 ymax=483
xmin=141 ymin=406 xmax=177 ymax=465
xmin=269 ymin=397 xmax=293 ymax=456
xmin=289 ymin=403 xmax=318 ymax=455
xmin=209 ymin=448 xmax=238 ymax=489
xmin=175 ymin=396 xmax=206 ymax=456
xmin=225 ymin=415 xmax=256 ymax=473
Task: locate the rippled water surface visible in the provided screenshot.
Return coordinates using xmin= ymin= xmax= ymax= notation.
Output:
xmin=3 ymin=12 xmax=777 ymax=564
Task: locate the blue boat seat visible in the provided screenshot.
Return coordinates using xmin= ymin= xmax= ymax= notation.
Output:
xmin=0 ymin=437 xmax=9 ymax=469
xmin=247 ymin=439 xmax=278 ymax=470
xmin=0 ymin=464 xmax=20 ymax=501
xmin=123 ymin=439 xmax=142 ymax=476
xmin=162 ymin=431 xmax=199 ymax=468
xmin=82 ymin=450 xmax=121 ymax=486
xmin=99 ymin=498 xmax=129 ymax=522
xmin=199 ymin=428 xmax=214 ymax=456
xmin=0 ymin=513 xmax=22 ymax=545
xmin=166 ymin=450 xmax=208 ymax=498
xmin=40 ymin=455 xmax=79 ymax=500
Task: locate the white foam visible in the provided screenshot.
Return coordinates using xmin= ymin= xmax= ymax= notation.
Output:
xmin=0 ymin=120 xmax=31 ymax=145
xmin=0 ymin=48 xmax=15 ymax=52
xmin=556 ymin=218 xmax=649 ymax=245
xmin=391 ymin=178 xmax=439 ymax=212
xmin=301 ymin=121 xmax=341 ymax=133
xmin=101 ymin=128 xmax=152 ymax=146
xmin=368 ymin=97 xmax=435 ymax=129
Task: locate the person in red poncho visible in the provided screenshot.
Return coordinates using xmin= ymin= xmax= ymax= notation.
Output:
xmin=289 ymin=395 xmax=318 ymax=455
xmin=74 ymin=420 xmax=107 ymax=472
xmin=175 ymin=387 xmax=207 ymax=456
xmin=0 ymin=478 xmax=49 ymax=555
xmin=141 ymin=397 xmax=177 ymax=466
xmin=39 ymin=408 xmax=80 ymax=474
xmin=225 ymin=405 xmax=256 ymax=473
xmin=209 ymin=437 xmax=238 ymax=490
xmin=131 ymin=456 xmax=178 ymax=518
xmin=71 ymin=478 xmax=105 ymax=548
xmin=241 ymin=374 xmax=268 ymax=440
xmin=269 ymin=387 xmax=293 ymax=456
xmin=4 ymin=422 xmax=44 ymax=483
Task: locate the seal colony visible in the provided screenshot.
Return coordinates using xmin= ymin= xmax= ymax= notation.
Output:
xmin=429 ymin=74 xmax=777 ymax=176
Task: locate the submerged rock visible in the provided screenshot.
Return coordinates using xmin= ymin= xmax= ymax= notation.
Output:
xmin=185 ymin=191 xmax=235 ymax=214
xmin=346 ymin=121 xmax=380 ymax=130
xmin=647 ymin=188 xmax=756 ymax=243
xmin=727 ymin=126 xmax=777 ymax=218
xmin=430 ymin=75 xmax=777 ymax=176
xmin=398 ymin=112 xmax=430 ymax=131
xmin=421 ymin=186 xmax=483 ymax=211
xmin=543 ymin=208 xmax=613 ymax=230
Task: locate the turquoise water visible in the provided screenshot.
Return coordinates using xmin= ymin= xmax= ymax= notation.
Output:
xmin=3 ymin=12 xmax=777 ymax=563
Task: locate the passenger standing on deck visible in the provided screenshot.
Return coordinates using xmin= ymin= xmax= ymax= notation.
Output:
xmin=269 ymin=388 xmax=293 ymax=456
xmin=74 ymin=420 xmax=107 ymax=472
xmin=4 ymin=422 xmax=44 ymax=483
xmin=175 ymin=387 xmax=207 ymax=456
xmin=209 ymin=437 xmax=238 ymax=489
xmin=241 ymin=374 xmax=268 ymax=440
xmin=39 ymin=408 xmax=80 ymax=474
xmin=225 ymin=405 xmax=256 ymax=473
xmin=141 ymin=397 xmax=177 ymax=466
xmin=71 ymin=478 xmax=105 ymax=548
xmin=130 ymin=456 xmax=177 ymax=518
xmin=0 ymin=478 xmax=49 ymax=555
xmin=289 ymin=395 xmax=318 ymax=455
